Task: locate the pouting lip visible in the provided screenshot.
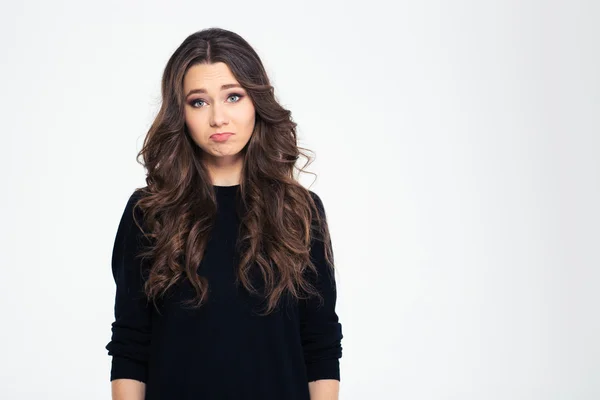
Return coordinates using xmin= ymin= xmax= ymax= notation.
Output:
xmin=210 ymin=132 xmax=234 ymax=137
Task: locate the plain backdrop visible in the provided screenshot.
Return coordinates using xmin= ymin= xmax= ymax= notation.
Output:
xmin=1 ymin=0 xmax=598 ymax=399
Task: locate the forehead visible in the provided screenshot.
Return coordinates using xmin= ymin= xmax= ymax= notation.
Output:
xmin=183 ymin=62 xmax=238 ymax=90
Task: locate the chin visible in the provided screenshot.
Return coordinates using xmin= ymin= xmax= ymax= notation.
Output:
xmin=205 ymin=147 xmax=245 ymax=158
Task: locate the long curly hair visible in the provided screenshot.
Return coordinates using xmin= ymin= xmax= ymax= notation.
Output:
xmin=131 ymin=27 xmax=335 ymax=316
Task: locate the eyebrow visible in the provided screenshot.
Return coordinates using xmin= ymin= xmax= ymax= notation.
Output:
xmin=185 ymin=84 xmax=243 ymax=98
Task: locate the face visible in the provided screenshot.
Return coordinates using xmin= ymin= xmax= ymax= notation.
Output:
xmin=183 ymin=62 xmax=256 ymax=164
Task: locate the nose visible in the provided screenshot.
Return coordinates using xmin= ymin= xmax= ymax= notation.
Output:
xmin=209 ymin=103 xmax=229 ymax=127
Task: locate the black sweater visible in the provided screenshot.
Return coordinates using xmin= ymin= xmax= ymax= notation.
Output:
xmin=105 ymin=184 xmax=343 ymax=400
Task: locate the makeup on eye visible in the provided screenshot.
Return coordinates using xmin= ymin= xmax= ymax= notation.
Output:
xmin=187 ymin=93 xmax=245 ymax=108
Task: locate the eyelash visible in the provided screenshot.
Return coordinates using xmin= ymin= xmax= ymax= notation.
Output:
xmin=189 ymin=93 xmax=244 ymax=108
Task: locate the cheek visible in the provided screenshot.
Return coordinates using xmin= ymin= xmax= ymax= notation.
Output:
xmin=185 ymin=112 xmax=207 ymax=133
xmin=235 ymin=104 xmax=256 ymax=129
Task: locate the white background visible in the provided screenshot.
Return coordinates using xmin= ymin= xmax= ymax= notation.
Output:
xmin=1 ymin=0 xmax=598 ymax=399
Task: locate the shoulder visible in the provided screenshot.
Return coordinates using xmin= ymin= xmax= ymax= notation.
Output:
xmin=117 ymin=187 xmax=150 ymax=237
xmin=123 ymin=187 xmax=148 ymax=216
xmin=307 ymin=189 xmax=327 ymax=218
xmin=308 ymin=189 xmax=320 ymax=202
xmin=127 ymin=186 xmax=148 ymax=206
xmin=308 ymin=189 xmax=324 ymax=208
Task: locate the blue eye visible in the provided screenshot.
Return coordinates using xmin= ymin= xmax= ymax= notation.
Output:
xmin=188 ymin=93 xmax=244 ymax=109
xmin=190 ymin=99 xmax=206 ymax=108
xmin=227 ymin=93 xmax=244 ymax=102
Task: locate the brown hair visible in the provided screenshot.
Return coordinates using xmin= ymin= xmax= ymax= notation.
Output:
xmin=132 ymin=27 xmax=335 ymax=316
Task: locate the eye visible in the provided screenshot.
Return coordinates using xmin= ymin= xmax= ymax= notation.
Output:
xmin=189 ymin=98 xmax=206 ymax=108
xmin=188 ymin=93 xmax=244 ymax=109
xmin=227 ymin=93 xmax=244 ymax=103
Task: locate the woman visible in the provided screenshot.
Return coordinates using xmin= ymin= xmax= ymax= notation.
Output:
xmin=105 ymin=27 xmax=343 ymax=400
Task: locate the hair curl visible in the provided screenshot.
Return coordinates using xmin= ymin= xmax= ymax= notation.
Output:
xmin=130 ymin=27 xmax=335 ymax=316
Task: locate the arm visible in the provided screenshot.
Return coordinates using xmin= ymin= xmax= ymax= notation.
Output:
xmin=105 ymin=190 xmax=153 ymax=400
xmin=300 ymin=191 xmax=344 ymax=400
xmin=308 ymin=379 xmax=339 ymax=400
xmin=111 ymin=379 xmax=145 ymax=400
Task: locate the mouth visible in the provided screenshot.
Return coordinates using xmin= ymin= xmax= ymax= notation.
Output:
xmin=210 ymin=132 xmax=234 ymax=142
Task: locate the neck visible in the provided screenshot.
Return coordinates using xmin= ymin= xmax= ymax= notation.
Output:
xmin=202 ymin=151 xmax=244 ymax=186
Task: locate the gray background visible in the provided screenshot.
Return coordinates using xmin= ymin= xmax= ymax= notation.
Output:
xmin=1 ymin=0 xmax=598 ymax=399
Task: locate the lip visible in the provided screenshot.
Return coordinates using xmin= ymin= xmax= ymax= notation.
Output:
xmin=210 ymin=132 xmax=234 ymax=137
xmin=210 ymin=132 xmax=234 ymax=142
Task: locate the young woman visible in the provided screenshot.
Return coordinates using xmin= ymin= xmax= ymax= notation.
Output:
xmin=105 ymin=27 xmax=343 ymax=400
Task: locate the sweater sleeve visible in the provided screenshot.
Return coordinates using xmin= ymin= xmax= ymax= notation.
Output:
xmin=105 ymin=190 xmax=153 ymax=383
xmin=299 ymin=191 xmax=344 ymax=382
